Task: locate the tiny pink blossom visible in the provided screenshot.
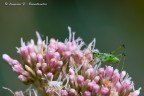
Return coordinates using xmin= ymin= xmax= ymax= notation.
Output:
xmin=53 ymin=52 xmax=60 ymax=60
xmin=12 ymin=65 xmax=24 ymax=74
xmin=18 ymin=75 xmax=27 ymax=82
xmin=61 ymin=90 xmax=68 ymax=96
xmin=69 ymin=75 xmax=75 ymax=83
xmin=19 ymin=47 xmax=29 ymax=57
xmin=36 ymin=63 xmax=41 ymax=69
xmin=112 ymin=69 xmax=120 ymax=82
xmin=115 ymin=82 xmax=122 ymax=92
xmin=122 ymin=79 xmax=131 ymax=91
xmin=62 ymin=51 xmax=71 ymax=59
xmin=46 ymin=72 xmax=53 ymax=80
xmin=92 ymin=84 xmax=100 ymax=93
xmin=77 ymin=75 xmax=85 ymax=86
xmin=69 ymin=68 xmax=75 ymax=75
xmin=87 ymin=82 xmax=94 ymax=91
xmin=93 ymin=76 xmax=100 ymax=83
xmin=46 ymin=50 xmax=55 ymax=60
xmin=28 ymin=44 xmax=34 ymax=53
xmin=2 ymin=54 xmax=13 ymax=65
xmin=85 ymin=68 xmax=94 ymax=78
xmin=99 ymin=68 xmax=104 ymax=77
xmin=120 ymin=71 xmax=126 ymax=81
xmin=84 ymin=90 xmax=91 ymax=96
xmin=105 ymin=66 xmax=113 ymax=80
xmin=37 ymin=54 xmax=43 ymax=63
xmin=101 ymin=86 xmax=109 ymax=95
xmin=30 ymin=52 xmax=37 ymax=62
xmin=57 ymin=42 xmax=66 ymax=52
xmin=69 ymin=88 xmax=78 ymax=96
xmin=37 ymin=70 xmax=42 ymax=76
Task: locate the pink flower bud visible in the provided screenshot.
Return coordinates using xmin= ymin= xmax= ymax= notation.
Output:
xmin=69 ymin=68 xmax=75 ymax=75
xmin=19 ymin=47 xmax=28 ymax=57
xmin=18 ymin=75 xmax=27 ymax=82
xmin=21 ymin=71 xmax=30 ymax=77
xmin=11 ymin=60 xmax=21 ymax=66
xmin=37 ymin=70 xmax=42 ymax=76
xmin=30 ymin=52 xmax=37 ymax=62
xmin=57 ymin=42 xmax=66 ymax=52
xmin=48 ymin=43 xmax=56 ymax=49
xmin=28 ymin=44 xmax=34 ymax=53
xmin=122 ymin=79 xmax=131 ymax=90
xmin=83 ymin=49 xmax=92 ymax=60
xmin=112 ymin=69 xmax=120 ymax=82
xmin=85 ymin=68 xmax=94 ymax=78
xmin=42 ymin=63 xmax=47 ymax=72
xmin=63 ymin=51 xmax=71 ymax=59
xmin=12 ymin=65 xmax=24 ymax=74
xmin=47 ymin=72 xmax=53 ymax=80
xmin=53 ymin=52 xmax=60 ymax=60
xmin=37 ymin=54 xmax=43 ymax=63
xmin=101 ymin=86 xmax=109 ymax=95
xmin=2 ymin=54 xmax=13 ymax=65
xmin=87 ymin=82 xmax=94 ymax=91
xmin=77 ymin=75 xmax=85 ymax=86
xmin=36 ymin=63 xmax=41 ymax=69
xmin=84 ymin=90 xmax=91 ymax=96
xmin=105 ymin=66 xmax=113 ymax=80
xmin=69 ymin=75 xmax=75 ymax=83
xmin=93 ymin=84 xmax=100 ymax=93
xmin=120 ymin=71 xmax=126 ymax=81
xmin=93 ymin=76 xmax=100 ymax=83
xmin=115 ymin=82 xmax=122 ymax=92
xmin=99 ymin=68 xmax=104 ymax=77
xmin=61 ymin=90 xmax=68 ymax=96
xmin=76 ymin=51 xmax=83 ymax=59
xmin=66 ymin=42 xmax=73 ymax=51
xmin=56 ymin=61 xmax=63 ymax=67
xmin=49 ymin=58 xmax=57 ymax=67
xmin=46 ymin=50 xmax=55 ymax=60
xmin=50 ymin=38 xmax=56 ymax=44
xmin=69 ymin=88 xmax=77 ymax=96
xmin=71 ymin=41 xmax=76 ymax=46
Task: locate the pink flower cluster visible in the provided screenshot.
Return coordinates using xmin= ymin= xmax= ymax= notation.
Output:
xmin=62 ymin=65 xmax=141 ymax=96
xmin=2 ymin=27 xmax=141 ymax=96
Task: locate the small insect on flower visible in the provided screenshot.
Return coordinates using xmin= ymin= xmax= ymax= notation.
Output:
xmin=92 ymin=52 xmax=120 ymax=64
xmin=91 ymin=44 xmax=125 ymax=64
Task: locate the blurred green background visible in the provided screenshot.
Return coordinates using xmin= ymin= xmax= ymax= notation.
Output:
xmin=0 ymin=0 xmax=144 ymax=95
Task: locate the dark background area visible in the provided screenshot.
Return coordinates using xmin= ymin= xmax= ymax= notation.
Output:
xmin=0 ymin=0 xmax=144 ymax=95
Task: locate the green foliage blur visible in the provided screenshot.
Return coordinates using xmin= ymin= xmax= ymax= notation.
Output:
xmin=0 ymin=0 xmax=144 ymax=96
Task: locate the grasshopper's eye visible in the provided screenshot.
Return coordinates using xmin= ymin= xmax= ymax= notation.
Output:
xmin=121 ymin=44 xmax=125 ymax=48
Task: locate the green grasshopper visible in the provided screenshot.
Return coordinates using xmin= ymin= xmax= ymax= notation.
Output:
xmin=91 ymin=44 xmax=125 ymax=64
xmin=92 ymin=52 xmax=120 ymax=64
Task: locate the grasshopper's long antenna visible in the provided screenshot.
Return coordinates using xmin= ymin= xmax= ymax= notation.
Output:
xmin=114 ymin=44 xmax=126 ymax=70
xmin=111 ymin=44 xmax=125 ymax=54
xmin=116 ymin=53 xmax=125 ymax=69
xmin=121 ymin=53 xmax=126 ymax=72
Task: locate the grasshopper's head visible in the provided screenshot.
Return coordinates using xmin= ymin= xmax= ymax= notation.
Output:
xmin=92 ymin=52 xmax=99 ymax=59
